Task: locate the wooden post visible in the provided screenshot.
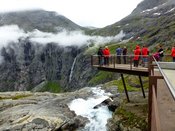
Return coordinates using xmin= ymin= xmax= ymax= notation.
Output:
xmin=121 ymin=73 xmax=130 ymax=102
xmin=139 ymin=75 xmax=146 ymax=98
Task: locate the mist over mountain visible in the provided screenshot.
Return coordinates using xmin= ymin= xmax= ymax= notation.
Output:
xmin=0 ymin=9 xmax=125 ymax=91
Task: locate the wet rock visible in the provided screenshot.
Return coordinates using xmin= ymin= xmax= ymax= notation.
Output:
xmin=0 ymin=88 xmax=95 ymax=130
xmin=60 ymin=116 xmax=89 ymax=131
xmin=93 ymin=95 xmax=120 ymax=112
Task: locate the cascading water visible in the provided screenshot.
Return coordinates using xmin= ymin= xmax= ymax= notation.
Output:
xmin=69 ymin=57 xmax=77 ymax=82
xmin=68 ymin=87 xmax=112 ymax=131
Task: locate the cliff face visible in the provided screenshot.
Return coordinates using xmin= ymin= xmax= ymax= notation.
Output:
xmin=0 ymin=38 xmax=97 ymax=91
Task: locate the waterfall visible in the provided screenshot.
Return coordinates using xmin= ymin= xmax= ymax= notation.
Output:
xmin=68 ymin=87 xmax=112 ymax=131
xmin=69 ymin=57 xmax=77 ymax=82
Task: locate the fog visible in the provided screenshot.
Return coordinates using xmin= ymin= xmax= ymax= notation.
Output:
xmin=0 ymin=25 xmax=125 ymax=48
xmin=0 ymin=25 xmax=27 ymax=47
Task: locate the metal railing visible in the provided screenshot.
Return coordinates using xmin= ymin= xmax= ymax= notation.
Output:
xmin=148 ymin=55 xmax=175 ymax=131
xmin=91 ymin=54 xmax=151 ymax=70
xmin=152 ymin=56 xmax=175 ymax=100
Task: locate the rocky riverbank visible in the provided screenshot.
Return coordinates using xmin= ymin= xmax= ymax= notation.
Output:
xmin=0 ymin=88 xmax=93 ymax=130
xmin=0 ymin=85 xmax=148 ymax=131
xmin=0 ymin=86 xmax=119 ymax=131
xmin=102 ymin=86 xmax=148 ymax=131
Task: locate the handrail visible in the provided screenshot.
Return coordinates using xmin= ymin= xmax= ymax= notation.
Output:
xmin=153 ymin=57 xmax=175 ymax=100
xmin=148 ymin=56 xmax=175 ymax=131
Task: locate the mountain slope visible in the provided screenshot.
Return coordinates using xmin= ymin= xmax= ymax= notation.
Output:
xmin=0 ymin=10 xmax=83 ymax=32
xmin=91 ymin=0 xmax=175 ymax=50
xmin=132 ymin=0 xmax=168 ymax=14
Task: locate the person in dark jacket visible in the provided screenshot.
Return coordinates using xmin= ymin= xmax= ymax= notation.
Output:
xmin=116 ymin=46 xmax=122 ymax=64
xmin=97 ymin=47 xmax=103 ymax=65
xmin=158 ymin=45 xmax=164 ymax=61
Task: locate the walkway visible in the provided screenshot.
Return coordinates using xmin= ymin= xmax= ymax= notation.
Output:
xmin=156 ymin=71 xmax=175 ymax=130
xmin=93 ymin=64 xmax=149 ymax=76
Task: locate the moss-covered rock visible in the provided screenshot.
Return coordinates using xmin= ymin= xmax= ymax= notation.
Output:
xmin=107 ymin=91 xmax=148 ymax=131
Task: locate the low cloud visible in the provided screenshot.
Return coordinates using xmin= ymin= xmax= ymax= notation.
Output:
xmin=0 ymin=25 xmax=125 ymax=47
xmin=0 ymin=25 xmax=27 ymax=48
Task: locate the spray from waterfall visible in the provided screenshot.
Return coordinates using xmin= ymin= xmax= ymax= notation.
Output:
xmin=69 ymin=57 xmax=77 ymax=82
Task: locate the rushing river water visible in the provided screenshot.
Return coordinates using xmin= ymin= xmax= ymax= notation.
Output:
xmin=69 ymin=87 xmax=112 ymax=131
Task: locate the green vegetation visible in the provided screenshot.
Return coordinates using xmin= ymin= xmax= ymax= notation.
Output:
xmin=0 ymin=94 xmax=32 ymax=100
xmin=40 ymin=81 xmax=62 ymax=93
xmin=12 ymin=94 xmax=32 ymax=100
xmin=88 ymin=71 xmax=115 ymax=85
xmin=104 ymin=75 xmax=148 ymax=93
xmin=116 ymin=105 xmax=148 ymax=130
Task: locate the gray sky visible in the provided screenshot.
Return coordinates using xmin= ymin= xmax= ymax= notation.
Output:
xmin=0 ymin=0 xmax=143 ymax=27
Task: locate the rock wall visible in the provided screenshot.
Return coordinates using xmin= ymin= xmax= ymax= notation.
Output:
xmin=0 ymin=38 xmax=97 ymax=91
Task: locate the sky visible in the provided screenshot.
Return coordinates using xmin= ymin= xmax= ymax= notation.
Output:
xmin=0 ymin=0 xmax=143 ymax=28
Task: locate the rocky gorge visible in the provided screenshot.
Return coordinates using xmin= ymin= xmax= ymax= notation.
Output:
xmin=1 ymin=0 xmax=174 ymax=130
xmin=0 ymin=84 xmax=148 ymax=131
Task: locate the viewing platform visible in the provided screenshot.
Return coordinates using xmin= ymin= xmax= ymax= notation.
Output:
xmin=91 ymin=54 xmax=175 ymax=131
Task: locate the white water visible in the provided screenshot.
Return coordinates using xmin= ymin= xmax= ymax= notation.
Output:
xmin=68 ymin=87 xmax=112 ymax=131
xmin=69 ymin=57 xmax=77 ymax=82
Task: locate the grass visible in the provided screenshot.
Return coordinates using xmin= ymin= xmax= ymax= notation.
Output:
xmin=88 ymin=71 xmax=114 ymax=85
xmin=0 ymin=94 xmax=32 ymax=100
xmin=40 ymin=81 xmax=62 ymax=93
xmin=116 ymin=106 xmax=148 ymax=130
xmin=12 ymin=94 xmax=32 ymax=100
xmin=104 ymin=75 xmax=148 ymax=93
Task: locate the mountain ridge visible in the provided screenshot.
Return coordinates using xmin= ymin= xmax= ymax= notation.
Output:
xmin=0 ymin=9 xmax=84 ymax=32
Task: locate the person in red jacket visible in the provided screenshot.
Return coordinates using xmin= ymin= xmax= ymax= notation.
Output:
xmin=141 ymin=45 xmax=149 ymax=67
xmin=171 ymin=45 xmax=175 ymax=62
xmin=103 ymin=46 xmax=110 ymax=65
xmin=133 ymin=45 xmax=141 ymax=67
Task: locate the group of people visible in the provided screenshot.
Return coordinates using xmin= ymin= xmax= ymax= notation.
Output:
xmin=117 ymin=44 xmax=150 ymax=67
xmin=97 ymin=44 xmax=175 ymax=67
xmin=133 ymin=45 xmax=149 ymax=67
